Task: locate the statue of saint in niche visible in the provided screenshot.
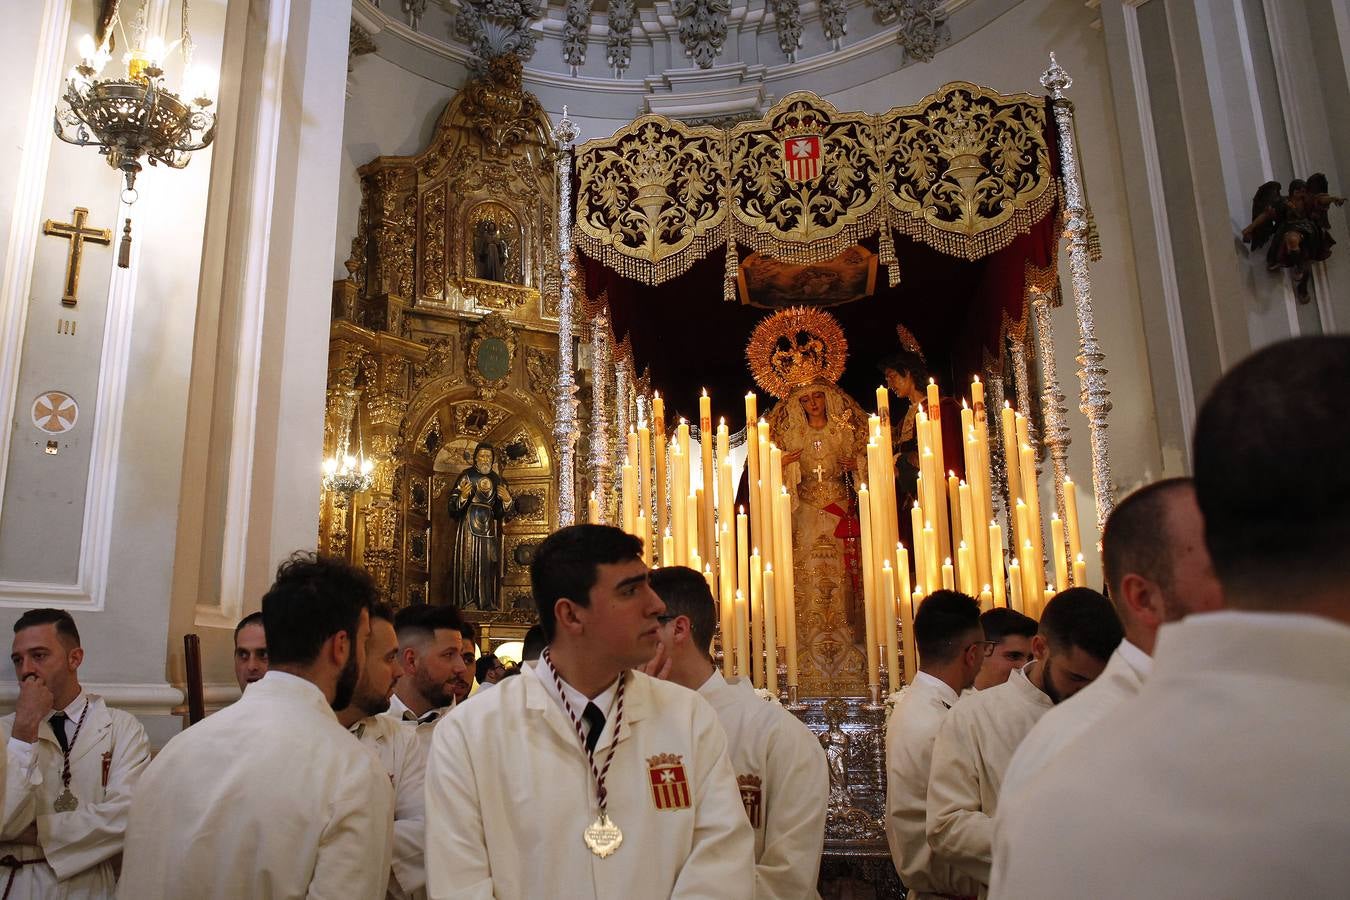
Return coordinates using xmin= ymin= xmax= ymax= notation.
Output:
xmin=448 ymin=442 xmax=514 ymax=610
xmin=473 ymin=219 xmax=511 ymax=283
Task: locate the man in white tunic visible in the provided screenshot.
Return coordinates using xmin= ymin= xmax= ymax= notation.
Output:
xmin=2 ymin=609 xmax=151 ymax=899
xmin=118 ymin=553 xmax=394 ymax=900
xmin=883 ymin=591 xmax=985 ymax=900
xmin=425 ymin=525 xmax=754 ymax=900
xmin=385 ymin=604 xmax=467 ymax=744
xmin=649 ymin=566 xmax=827 ymax=900
xmin=997 ymin=478 xmax=1223 ymax=801
xmin=926 ymin=588 xmax=1121 ymax=897
xmin=337 ymin=602 xmax=428 ymax=900
xmin=990 ymin=336 xmax=1350 ymax=899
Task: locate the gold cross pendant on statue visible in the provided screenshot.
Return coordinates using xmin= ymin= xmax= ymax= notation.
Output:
xmin=43 ymin=206 xmax=111 ymax=307
xmin=813 ymin=464 xmax=825 ymax=482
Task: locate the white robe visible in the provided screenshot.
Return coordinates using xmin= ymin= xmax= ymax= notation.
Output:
xmin=424 ymin=664 xmax=754 ymax=900
xmin=0 ymin=693 xmax=150 ymax=899
xmin=117 ymin=670 xmax=394 ymax=900
xmin=697 ymin=671 xmax=827 ymax=900
xmin=883 ymin=672 xmax=980 ymax=898
xmin=384 ymin=694 xmax=447 ymax=756
xmin=989 ymin=611 xmax=1350 ymax=899
xmin=926 ymin=663 xmax=1051 ymax=895
xmin=354 ymin=714 xmax=428 ymax=900
xmin=997 ymin=640 xmax=1150 ymax=803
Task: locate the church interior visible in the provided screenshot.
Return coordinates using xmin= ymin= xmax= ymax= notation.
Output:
xmin=0 ymin=0 xmax=1346 ymax=894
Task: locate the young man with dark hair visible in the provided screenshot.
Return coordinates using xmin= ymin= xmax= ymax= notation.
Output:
xmin=425 ymin=525 xmax=752 ymax=899
xmin=649 ymin=566 xmax=827 ymax=900
xmin=337 ymin=603 xmax=428 ymax=900
xmin=118 ymin=553 xmax=394 ymax=899
xmin=972 ymin=607 xmax=1037 ymax=690
xmin=926 ymin=588 xmax=1122 ymax=897
xmin=232 ymin=610 xmax=268 ymax=692
xmin=991 ymin=336 xmax=1350 ymax=899
xmin=998 ymin=478 xmax=1223 ymax=800
xmin=387 ymin=604 xmax=467 ymax=733
xmin=884 ymin=590 xmax=986 ymax=899
xmin=2 ymin=608 xmax=152 ymax=897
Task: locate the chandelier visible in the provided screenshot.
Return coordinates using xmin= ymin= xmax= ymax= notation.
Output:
xmin=53 ymin=1 xmax=216 ymax=205
xmin=323 ymin=392 xmax=375 ymax=496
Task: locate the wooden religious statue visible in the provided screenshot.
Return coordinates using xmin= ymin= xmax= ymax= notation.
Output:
xmin=448 ymin=442 xmax=514 ymax=610
xmin=1243 ymin=174 xmax=1346 ymax=302
xmin=473 ymin=219 xmax=511 ymax=283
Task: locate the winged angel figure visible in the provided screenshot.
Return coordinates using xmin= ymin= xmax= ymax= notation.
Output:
xmin=1242 ymin=174 xmax=1345 ymax=302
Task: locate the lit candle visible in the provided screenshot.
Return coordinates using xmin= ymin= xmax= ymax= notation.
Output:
xmin=1001 ymin=403 xmax=1021 ymax=538
xmin=896 ymin=543 xmax=916 ymax=687
xmin=979 ymin=585 xmax=993 ymax=611
xmin=689 ymin=548 xmax=702 ymax=576
xmin=699 ymin=393 xmax=715 ymax=563
xmin=637 ymin=425 xmax=651 ymax=529
xmin=704 ymin=563 xmax=716 ymax=599
xmin=1064 ymin=476 xmax=1083 ymax=566
xmin=589 ymin=490 xmax=600 ymax=525
xmin=1050 ymin=514 xmax=1068 ymax=595
xmin=734 ymin=589 xmax=750 ymax=679
xmin=989 ymin=520 xmax=1006 ymax=608
xmin=778 ymin=487 xmax=799 ymax=688
xmin=1022 ymin=538 xmax=1040 ymax=615
xmin=671 ymin=439 xmax=686 ymax=565
xmin=621 ymin=457 xmax=636 ymax=535
xmin=947 ymin=471 xmax=963 ymax=568
xmin=910 ymin=502 xmax=926 ymax=589
xmin=923 ymin=523 xmax=940 ymax=596
xmin=881 ymin=560 xmax=900 ymax=693
xmin=746 ymin=417 xmax=762 ymax=555
xmin=718 ymin=521 xmax=734 ymax=677
xmin=763 ymin=563 xmax=778 ymax=694
xmin=926 ymin=381 xmax=951 ymax=561
xmin=662 ymin=528 xmax=675 ymax=569
xmin=1073 ymin=553 xmax=1088 ymax=588
xmin=636 ymin=510 xmax=650 ymax=565
xmin=1019 ymin=442 xmax=1045 ymax=585
xmin=957 ymin=541 xmax=975 ymax=595
xmin=857 ymin=484 xmax=879 ymax=689
xmin=1008 ymin=557 xmax=1023 ymax=613
xmin=749 ymin=549 xmax=764 ymax=687
xmin=736 ymin=508 xmax=749 ymax=610
xmin=958 ymin=480 xmax=975 ymax=588
xmin=941 ymin=558 xmax=955 ymax=590
xmin=686 ymin=492 xmax=699 ymax=566
xmin=654 ymin=393 xmax=668 ymax=545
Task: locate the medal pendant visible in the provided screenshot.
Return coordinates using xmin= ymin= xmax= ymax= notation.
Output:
xmin=53 ymin=789 xmax=78 ymax=812
xmin=583 ymin=814 xmax=623 ymax=858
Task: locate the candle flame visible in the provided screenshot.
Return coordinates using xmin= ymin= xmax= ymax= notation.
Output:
xmin=882 ymin=560 xmax=892 ymax=570
xmin=738 ymin=505 xmax=745 ymax=514
xmin=960 ymin=541 xmax=968 ymax=549
xmin=962 ymin=398 xmax=969 ymax=409
xmin=973 ymin=374 xmax=981 ymax=384
xmin=1004 ymin=400 xmax=1011 ymax=409
xmin=1076 ymin=553 xmax=1085 ymax=562
xmin=719 ymin=416 xmax=725 ymax=426
xmin=764 ymin=563 xmax=773 ymax=573
xmin=701 ymin=387 xmax=708 ymax=397
xmin=944 ymin=557 xmax=952 ymax=565
xmin=654 ymin=390 xmax=661 ymax=398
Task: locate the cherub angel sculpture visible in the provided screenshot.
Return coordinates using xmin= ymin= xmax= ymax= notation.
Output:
xmin=1242 ymin=174 xmax=1345 ymax=302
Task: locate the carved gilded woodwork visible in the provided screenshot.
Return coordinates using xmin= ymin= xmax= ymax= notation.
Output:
xmin=572 ymin=83 xmax=1055 ymax=287
xmin=466 ymin=313 xmax=518 ymax=400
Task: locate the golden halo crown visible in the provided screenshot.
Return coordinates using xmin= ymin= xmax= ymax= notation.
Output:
xmin=746 ymin=306 xmax=848 ymax=399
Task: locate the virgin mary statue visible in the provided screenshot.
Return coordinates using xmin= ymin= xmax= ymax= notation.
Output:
xmin=752 ymin=307 xmax=871 ymax=697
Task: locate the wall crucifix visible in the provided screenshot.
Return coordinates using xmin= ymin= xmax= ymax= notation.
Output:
xmin=43 ymin=206 xmax=111 ymax=307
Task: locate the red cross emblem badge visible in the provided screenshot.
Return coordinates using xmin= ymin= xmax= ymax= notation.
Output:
xmin=647 ymin=754 xmax=692 ymax=811
xmin=737 ymin=774 xmax=763 ymax=828
xmin=782 ymin=134 xmax=822 ymax=183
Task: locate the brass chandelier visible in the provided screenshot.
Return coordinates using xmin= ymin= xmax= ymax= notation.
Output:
xmin=53 ymin=1 xmax=216 ymax=204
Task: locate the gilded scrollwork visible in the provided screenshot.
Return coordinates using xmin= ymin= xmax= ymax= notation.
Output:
xmin=880 ymin=82 xmax=1053 ymax=260
xmin=466 ymin=312 xmax=518 ymax=399
xmin=421 ymin=183 xmax=447 ymax=300
xmin=574 ymin=117 xmax=728 ymax=284
xmin=572 ymin=83 xmax=1054 ymax=286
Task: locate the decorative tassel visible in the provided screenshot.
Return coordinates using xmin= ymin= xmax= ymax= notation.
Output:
xmin=723 ymin=236 xmax=738 ymax=303
xmin=118 ymin=218 xmax=132 ymax=268
xmin=878 ymin=222 xmax=900 ymax=288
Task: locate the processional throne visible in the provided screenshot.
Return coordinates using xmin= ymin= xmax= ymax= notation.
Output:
xmin=554 ymin=59 xmax=1113 ymax=895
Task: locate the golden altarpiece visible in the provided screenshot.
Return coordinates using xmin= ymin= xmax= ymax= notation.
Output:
xmin=321 ymin=56 xmax=579 ymax=644
xmin=323 ymin=51 xmax=1112 ymax=895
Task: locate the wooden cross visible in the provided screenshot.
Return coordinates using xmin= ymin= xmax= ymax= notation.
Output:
xmin=43 ymin=207 xmax=111 ymax=307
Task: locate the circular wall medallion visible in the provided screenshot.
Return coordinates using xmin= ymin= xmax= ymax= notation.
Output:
xmin=32 ymin=391 xmax=78 ymax=434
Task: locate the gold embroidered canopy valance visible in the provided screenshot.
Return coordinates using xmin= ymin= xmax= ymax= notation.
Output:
xmin=574 ymin=82 xmax=1055 ymax=295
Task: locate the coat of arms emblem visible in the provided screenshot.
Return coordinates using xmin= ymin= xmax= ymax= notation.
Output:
xmin=737 ymin=774 xmax=763 ymax=828
xmin=647 ymin=754 xmax=692 ymax=811
xmin=782 ymin=134 xmax=822 ymax=183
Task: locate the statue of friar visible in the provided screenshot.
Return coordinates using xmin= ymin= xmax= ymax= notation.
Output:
xmin=448 ymin=442 xmax=513 ymax=610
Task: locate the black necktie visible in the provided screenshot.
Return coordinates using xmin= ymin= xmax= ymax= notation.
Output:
xmin=582 ymin=702 xmax=605 ymax=753
xmin=49 ymin=712 xmax=70 ymax=754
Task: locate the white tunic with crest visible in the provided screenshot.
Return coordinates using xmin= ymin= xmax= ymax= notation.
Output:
xmin=0 ymin=692 xmax=151 ymax=899
xmin=926 ymin=663 xmax=1051 ymax=895
xmin=996 ymin=639 xmax=1150 ymax=804
xmin=990 ymin=612 xmax=1350 ymax=899
xmin=354 ymin=713 xmax=428 ymax=900
xmin=883 ymin=672 xmax=981 ymax=898
xmin=697 ymin=671 xmax=827 ymax=900
xmin=424 ymin=663 xmax=754 ymax=900
xmin=117 ymin=671 xmax=394 ymax=900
